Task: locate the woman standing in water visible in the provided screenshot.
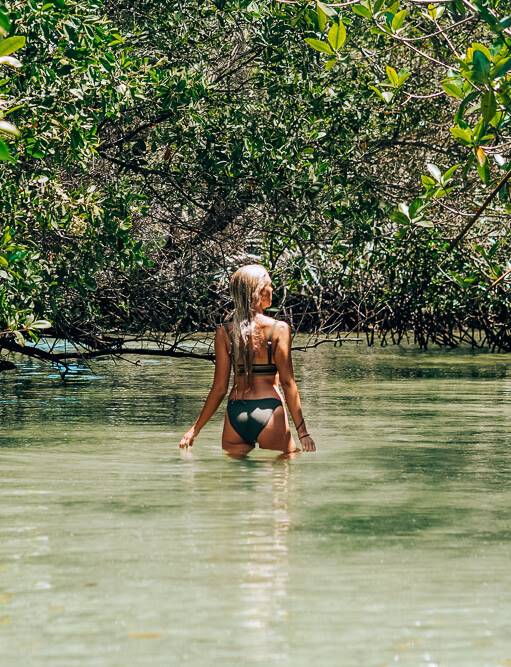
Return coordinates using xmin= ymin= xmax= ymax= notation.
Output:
xmin=179 ymin=264 xmax=316 ymax=456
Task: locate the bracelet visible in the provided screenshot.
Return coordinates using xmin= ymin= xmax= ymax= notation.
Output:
xmin=298 ymin=433 xmax=310 ymax=440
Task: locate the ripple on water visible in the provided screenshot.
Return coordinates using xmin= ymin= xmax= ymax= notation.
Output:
xmin=0 ymin=344 xmax=511 ymax=666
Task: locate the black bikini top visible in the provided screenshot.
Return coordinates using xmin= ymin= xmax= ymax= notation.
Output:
xmin=223 ymin=322 xmax=278 ymax=376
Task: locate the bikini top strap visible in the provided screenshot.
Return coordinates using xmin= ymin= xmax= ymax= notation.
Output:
xmin=267 ymin=321 xmax=278 ymax=364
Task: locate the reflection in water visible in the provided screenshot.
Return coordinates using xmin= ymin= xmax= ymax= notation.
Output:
xmin=238 ymin=460 xmax=290 ymax=662
xmin=1 ymin=344 xmax=511 ymax=666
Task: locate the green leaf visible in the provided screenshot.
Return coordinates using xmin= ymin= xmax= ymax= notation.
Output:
xmin=0 ymin=35 xmax=26 ymax=57
xmin=325 ymin=58 xmax=337 ymax=71
xmin=455 ymin=91 xmax=479 ymax=123
xmin=317 ymin=2 xmax=336 ymax=30
xmin=493 ymin=57 xmax=511 ymax=78
xmin=0 ymin=9 xmax=11 ymax=34
xmin=497 ymin=16 xmax=511 ymax=31
xmin=409 ymin=198 xmax=423 ymax=218
xmin=476 ymin=156 xmax=491 ymax=184
xmin=391 ymin=9 xmax=407 ymax=31
xmin=327 ymin=21 xmax=346 ymax=51
xmin=473 ymin=118 xmax=492 ymax=143
xmin=472 ymin=50 xmax=491 ymax=83
xmin=471 ymin=42 xmax=492 ymax=62
xmin=369 ymin=85 xmax=385 ymax=101
xmin=0 ymin=137 xmax=11 ymax=160
xmin=305 ymin=38 xmax=334 ymax=55
xmin=352 ymin=4 xmax=372 ymax=19
xmin=441 ymin=79 xmax=464 ymax=100
xmin=398 ymin=69 xmax=410 ymax=85
xmin=317 ymin=1 xmax=337 ymax=18
xmin=450 ymin=125 xmax=473 ymax=145
xmin=480 ymin=90 xmax=497 ymax=123
xmin=442 ymin=164 xmax=460 ymax=182
xmin=386 ymin=64 xmax=399 ymax=87
xmin=317 ymin=1 xmax=328 ymax=31
xmin=369 ymin=85 xmax=393 ymax=103
xmin=421 ymin=174 xmax=436 ymax=188
xmin=390 ymin=210 xmax=409 ymax=225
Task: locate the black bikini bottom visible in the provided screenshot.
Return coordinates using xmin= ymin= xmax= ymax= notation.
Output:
xmin=227 ymin=397 xmax=283 ymax=445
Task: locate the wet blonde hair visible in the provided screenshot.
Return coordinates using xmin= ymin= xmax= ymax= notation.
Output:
xmin=228 ymin=264 xmax=270 ymax=385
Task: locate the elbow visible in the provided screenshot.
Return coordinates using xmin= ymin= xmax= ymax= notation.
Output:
xmin=279 ymin=377 xmax=296 ymax=391
xmin=211 ymin=384 xmax=228 ymax=399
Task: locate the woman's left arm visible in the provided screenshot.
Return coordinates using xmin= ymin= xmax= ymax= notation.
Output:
xmin=179 ymin=326 xmax=231 ymax=448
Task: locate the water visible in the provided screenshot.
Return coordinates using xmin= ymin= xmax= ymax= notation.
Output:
xmin=1 ymin=342 xmax=511 ymax=666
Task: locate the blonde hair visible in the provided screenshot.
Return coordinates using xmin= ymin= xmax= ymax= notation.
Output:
xmin=229 ymin=264 xmax=270 ymax=386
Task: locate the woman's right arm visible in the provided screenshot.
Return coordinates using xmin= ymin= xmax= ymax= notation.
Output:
xmin=179 ymin=326 xmax=231 ymax=448
xmin=274 ymin=322 xmax=316 ymax=453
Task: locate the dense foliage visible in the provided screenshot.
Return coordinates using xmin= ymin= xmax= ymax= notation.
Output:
xmin=0 ymin=0 xmax=510 ymax=371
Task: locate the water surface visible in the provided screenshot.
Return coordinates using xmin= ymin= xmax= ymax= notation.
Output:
xmin=1 ymin=342 xmax=511 ymax=666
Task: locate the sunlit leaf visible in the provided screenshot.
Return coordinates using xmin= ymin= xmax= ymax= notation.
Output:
xmin=30 ymin=319 xmax=52 ymax=330
xmin=352 ymin=4 xmax=372 ymax=19
xmin=317 ymin=1 xmax=335 ymax=30
xmin=426 ymin=163 xmax=442 ymax=183
xmin=0 ymin=55 xmax=21 ymax=68
xmin=0 ymin=120 xmax=19 ymax=137
xmin=305 ymin=38 xmax=334 ymax=55
xmin=391 ymin=9 xmax=407 ymax=31
xmin=0 ymin=35 xmax=25 ymax=57
xmin=386 ymin=64 xmax=399 ymax=86
xmin=476 ymin=145 xmax=487 ymax=166
xmin=327 ymin=21 xmax=346 ymax=51
xmin=441 ymin=79 xmax=464 ymax=99
xmin=450 ymin=125 xmax=473 ymax=145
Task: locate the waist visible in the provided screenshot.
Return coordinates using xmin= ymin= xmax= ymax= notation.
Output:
xmin=228 ymin=397 xmax=282 ymax=406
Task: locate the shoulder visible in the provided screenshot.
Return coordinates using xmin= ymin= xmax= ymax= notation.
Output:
xmin=271 ymin=319 xmax=292 ymax=338
xmin=271 ymin=318 xmax=291 ymax=330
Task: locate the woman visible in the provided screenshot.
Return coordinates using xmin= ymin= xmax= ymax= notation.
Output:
xmin=179 ymin=264 xmax=316 ymax=456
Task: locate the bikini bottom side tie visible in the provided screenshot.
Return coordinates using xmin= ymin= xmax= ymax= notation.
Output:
xmin=227 ymin=397 xmax=283 ymax=445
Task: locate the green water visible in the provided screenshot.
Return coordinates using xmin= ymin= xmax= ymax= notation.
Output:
xmin=1 ymin=342 xmax=511 ymax=666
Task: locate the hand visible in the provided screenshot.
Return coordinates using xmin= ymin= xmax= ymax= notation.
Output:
xmin=179 ymin=427 xmax=196 ymax=449
xmin=299 ymin=434 xmax=316 ymax=452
